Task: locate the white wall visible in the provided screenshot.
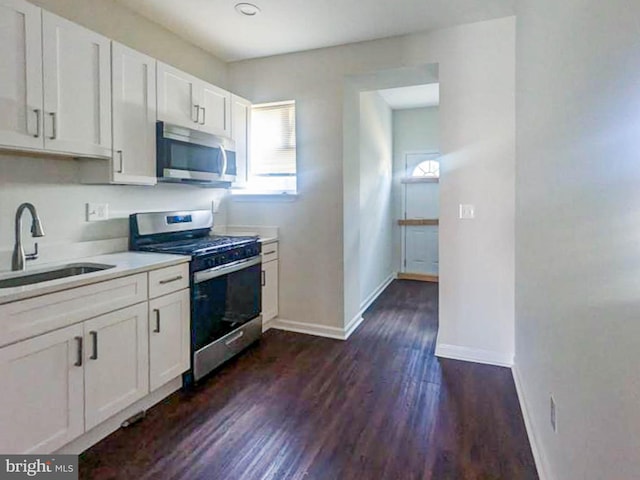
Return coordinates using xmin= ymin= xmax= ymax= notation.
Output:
xmin=359 ymin=91 xmax=393 ymax=306
xmin=392 ymin=107 xmax=440 ymax=272
xmin=0 ymin=155 xmax=227 ymax=270
xmin=515 ymin=0 xmax=640 ymax=478
xmin=229 ymin=15 xmax=516 ymax=360
xmin=29 ymin=0 xmax=228 ymax=87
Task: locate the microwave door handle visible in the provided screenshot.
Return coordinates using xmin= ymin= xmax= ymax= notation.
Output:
xmin=220 ymin=145 xmax=228 ymax=176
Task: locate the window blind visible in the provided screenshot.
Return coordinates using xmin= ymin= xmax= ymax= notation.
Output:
xmin=250 ymin=101 xmax=296 ymax=176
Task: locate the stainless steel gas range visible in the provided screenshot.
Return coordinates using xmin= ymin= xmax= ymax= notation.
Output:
xmin=129 ymin=210 xmax=262 ymax=385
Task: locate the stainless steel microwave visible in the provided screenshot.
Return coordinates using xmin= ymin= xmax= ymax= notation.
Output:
xmin=156 ymin=121 xmax=236 ymax=185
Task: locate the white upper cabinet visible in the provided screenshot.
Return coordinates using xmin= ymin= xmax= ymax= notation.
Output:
xmin=157 ymin=62 xmax=199 ymax=129
xmin=157 ymin=61 xmax=232 ymax=136
xmin=0 ymin=0 xmax=43 ymax=150
xmin=231 ymin=94 xmax=251 ymax=187
xmin=111 ymin=42 xmax=157 ymax=184
xmin=200 ymin=82 xmax=231 ymax=137
xmin=42 ymin=11 xmax=111 ymax=158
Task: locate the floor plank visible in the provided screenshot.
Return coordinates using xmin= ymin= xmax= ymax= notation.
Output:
xmin=80 ymin=280 xmax=538 ymax=480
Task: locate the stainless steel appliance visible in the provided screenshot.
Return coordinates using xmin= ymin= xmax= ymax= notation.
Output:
xmin=129 ymin=210 xmax=261 ymax=384
xmin=156 ymin=122 xmax=236 ymax=185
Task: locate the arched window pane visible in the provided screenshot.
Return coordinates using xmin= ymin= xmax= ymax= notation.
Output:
xmin=412 ymin=160 xmax=439 ymax=178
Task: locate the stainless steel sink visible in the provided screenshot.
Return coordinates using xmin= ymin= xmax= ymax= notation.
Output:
xmin=0 ymin=263 xmax=115 ymax=288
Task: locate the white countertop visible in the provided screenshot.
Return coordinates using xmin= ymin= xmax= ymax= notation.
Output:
xmin=0 ymin=251 xmax=190 ymax=305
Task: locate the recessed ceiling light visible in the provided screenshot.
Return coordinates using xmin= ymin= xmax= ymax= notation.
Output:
xmin=235 ymin=3 xmax=261 ymax=16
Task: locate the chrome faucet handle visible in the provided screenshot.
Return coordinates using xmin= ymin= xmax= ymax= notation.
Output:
xmin=25 ymin=242 xmax=39 ymax=261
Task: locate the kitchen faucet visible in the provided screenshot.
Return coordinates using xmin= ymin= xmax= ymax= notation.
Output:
xmin=12 ymin=203 xmax=45 ymax=271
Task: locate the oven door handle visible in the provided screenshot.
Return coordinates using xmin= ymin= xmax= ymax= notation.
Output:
xmin=194 ymin=255 xmax=262 ymax=283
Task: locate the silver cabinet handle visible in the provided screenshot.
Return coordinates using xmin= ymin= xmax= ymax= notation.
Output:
xmin=263 ymin=250 xmax=276 ymax=255
xmin=90 ymin=331 xmax=98 ymax=360
xmin=116 ymin=150 xmax=124 ymax=173
xmin=159 ymin=275 xmax=183 ymax=285
xmin=200 ymin=106 xmax=206 ymax=125
xmin=261 ymin=270 xmax=266 ymax=287
xmin=74 ymin=336 xmax=83 ymax=367
xmin=33 ymin=109 xmax=41 ymax=138
xmin=153 ymin=309 xmax=161 ymax=333
xmin=49 ymin=112 xmax=57 ymax=140
xmin=193 ymin=104 xmax=200 ymax=123
xmin=225 ymin=330 xmax=244 ymax=346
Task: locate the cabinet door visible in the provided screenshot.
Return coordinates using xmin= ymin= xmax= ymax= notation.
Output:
xmin=157 ymin=62 xmax=199 ymax=129
xmin=231 ymin=94 xmax=251 ymax=187
xmin=112 ymin=42 xmax=157 ymax=185
xmin=200 ymin=82 xmax=231 ymax=136
xmin=0 ymin=0 xmax=43 ymax=150
xmin=262 ymin=260 xmax=279 ymax=322
xmin=42 ymin=11 xmax=111 ymax=158
xmin=0 ymin=323 xmax=84 ymax=454
xmin=149 ymin=289 xmax=190 ymax=392
xmin=84 ymin=303 xmax=148 ymax=431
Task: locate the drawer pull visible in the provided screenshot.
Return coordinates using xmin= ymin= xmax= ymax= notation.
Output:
xmin=263 ymin=250 xmax=276 ymax=255
xmin=74 ymin=336 xmax=83 ymax=367
xmin=225 ymin=331 xmax=244 ymax=346
xmin=153 ymin=309 xmax=161 ymax=333
xmin=90 ymin=331 xmax=98 ymax=360
xmin=159 ymin=275 xmax=183 ymax=285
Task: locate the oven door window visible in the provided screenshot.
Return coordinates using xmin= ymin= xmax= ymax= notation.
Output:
xmin=167 ymin=139 xmax=223 ymax=174
xmin=192 ymin=262 xmax=261 ymax=351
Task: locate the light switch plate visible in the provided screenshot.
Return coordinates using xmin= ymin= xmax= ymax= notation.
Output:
xmin=459 ymin=204 xmax=475 ymax=219
xmin=86 ymin=203 xmax=109 ymax=222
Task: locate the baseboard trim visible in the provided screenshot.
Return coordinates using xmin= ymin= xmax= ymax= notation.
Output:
xmin=343 ymin=273 xmax=396 ymax=339
xmin=269 ymin=318 xmax=346 ymax=340
xmin=270 ymin=274 xmax=396 ymax=342
xmin=435 ymin=343 xmax=513 ymax=367
xmin=262 ymin=316 xmax=276 ymax=333
xmin=512 ymin=363 xmax=551 ymax=480
xmin=344 ymin=315 xmax=364 ymax=340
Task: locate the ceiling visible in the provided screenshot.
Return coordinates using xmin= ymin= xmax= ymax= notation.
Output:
xmin=378 ymin=84 xmax=440 ymax=110
xmin=115 ymin=0 xmax=515 ymax=62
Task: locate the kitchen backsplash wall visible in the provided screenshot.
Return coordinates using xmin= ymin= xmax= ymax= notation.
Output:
xmin=0 ymin=153 xmax=228 ymax=271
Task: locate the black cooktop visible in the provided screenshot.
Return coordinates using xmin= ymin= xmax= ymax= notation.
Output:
xmin=140 ymin=235 xmax=258 ymax=257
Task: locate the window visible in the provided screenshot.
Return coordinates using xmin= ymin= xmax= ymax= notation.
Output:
xmin=411 ymin=159 xmax=440 ymax=178
xmin=239 ymin=100 xmax=297 ymax=195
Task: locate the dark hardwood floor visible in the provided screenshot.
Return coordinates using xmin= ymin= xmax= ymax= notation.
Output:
xmin=80 ymin=280 xmax=538 ymax=480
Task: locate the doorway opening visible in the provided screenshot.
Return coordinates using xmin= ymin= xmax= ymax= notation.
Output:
xmin=341 ymin=63 xmax=440 ymax=332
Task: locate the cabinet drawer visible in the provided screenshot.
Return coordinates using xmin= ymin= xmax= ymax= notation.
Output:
xmin=149 ymin=263 xmax=189 ymax=299
xmin=261 ymin=242 xmax=279 ymax=262
xmin=0 ymin=273 xmax=147 ymax=347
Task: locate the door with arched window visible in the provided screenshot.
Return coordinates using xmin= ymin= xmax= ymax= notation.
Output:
xmin=400 ymin=152 xmax=440 ymax=279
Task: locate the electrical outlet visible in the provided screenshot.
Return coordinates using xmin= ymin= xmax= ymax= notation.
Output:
xmin=550 ymin=395 xmax=557 ymax=433
xmin=459 ymin=204 xmax=475 ymax=219
xmin=212 ymin=198 xmax=221 ymax=214
xmin=86 ymin=203 xmax=109 ymax=222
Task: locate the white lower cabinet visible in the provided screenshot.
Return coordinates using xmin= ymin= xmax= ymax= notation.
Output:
xmin=0 ymin=264 xmax=192 ymax=454
xmin=262 ymin=258 xmax=279 ymax=322
xmin=84 ymin=303 xmax=149 ymax=430
xmin=0 ymin=323 xmax=84 ymax=454
xmin=149 ymin=289 xmax=190 ymax=392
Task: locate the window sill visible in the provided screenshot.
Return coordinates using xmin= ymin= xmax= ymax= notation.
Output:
xmin=230 ymin=191 xmax=299 ymax=201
